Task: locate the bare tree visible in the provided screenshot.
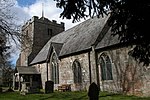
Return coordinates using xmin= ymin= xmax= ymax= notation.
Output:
xmin=0 ymin=0 xmax=21 ymax=43
xmin=2 ymin=61 xmax=14 ymax=88
xmin=0 ymin=0 xmax=31 ymax=62
xmin=0 ymin=0 xmax=24 ymax=63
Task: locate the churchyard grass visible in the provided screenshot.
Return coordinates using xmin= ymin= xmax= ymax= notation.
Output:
xmin=0 ymin=91 xmax=150 ymax=100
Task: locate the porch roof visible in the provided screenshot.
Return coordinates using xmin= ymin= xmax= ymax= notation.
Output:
xmin=16 ymin=66 xmax=40 ymax=75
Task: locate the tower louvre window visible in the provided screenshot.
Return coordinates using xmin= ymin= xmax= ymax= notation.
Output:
xmin=48 ymin=28 xmax=52 ymax=36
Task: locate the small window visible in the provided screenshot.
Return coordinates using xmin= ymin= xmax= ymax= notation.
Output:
xmin=48 ymin=28 xmax=52 ymax=36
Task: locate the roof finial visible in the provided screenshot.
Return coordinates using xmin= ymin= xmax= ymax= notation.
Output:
xmin=42 ymin=3 xmax=44 ymax=18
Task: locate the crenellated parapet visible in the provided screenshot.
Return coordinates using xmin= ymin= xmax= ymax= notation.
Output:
xmin=22 ymin=16 xmax=64 ymax=30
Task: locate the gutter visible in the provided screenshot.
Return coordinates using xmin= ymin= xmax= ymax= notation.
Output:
xmin=59 ymin=48 xmax=92 ymax=59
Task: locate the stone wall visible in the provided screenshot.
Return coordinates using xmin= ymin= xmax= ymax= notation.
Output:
xmin=19 ymin=18 xmax=33 ymax=66
xmin=141 ymin=69 xmax=150 ymax=96
xmin=35 ymin=63 xmax=47 ymax=89
xmin=97 ymin=47 xmax=150 ymax=96
xmin=33 ymin=46 xmax=150 ymax=96
xmin=59 ymin=53 xmax=91 ymax=91
xmin=36 ymin=52 xmax=92 ymax=91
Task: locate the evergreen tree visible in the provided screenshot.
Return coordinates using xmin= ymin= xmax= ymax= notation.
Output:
xmin=54 ymin=0 xmax=150 ymax=66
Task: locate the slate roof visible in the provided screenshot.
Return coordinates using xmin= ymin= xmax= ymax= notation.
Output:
xmin=51 ymin=42 xmax=64 ymax=56
xmin=95 ymin=28 xmax=120 ymax=50
xmin=30 ymin=43 xmax=51 ymax=65
xmin=30 ymin=42 xmax=63 ymax=65
xmin=30 ymin=15 xmax=110 ymax=65
xmin=16 ymin=66 xmax=40 ymax=75
xmin=59 ymin=16 xmax=110 ymax=56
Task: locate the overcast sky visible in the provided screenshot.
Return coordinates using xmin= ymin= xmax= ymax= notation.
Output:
xmin=9 ymin=0 xmax=84 ymax=65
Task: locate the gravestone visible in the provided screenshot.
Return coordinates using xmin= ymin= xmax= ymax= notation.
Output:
xmin=88 ymin=82 xmax=99 ymax=100
xmin=20 ymin=82 xmax=30 ymax=95
xmin=45 ymin=81 xmax=54 ymax=93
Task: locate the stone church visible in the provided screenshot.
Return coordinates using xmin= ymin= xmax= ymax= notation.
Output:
xmin=14 ymin=15 xmax=150 ymax=96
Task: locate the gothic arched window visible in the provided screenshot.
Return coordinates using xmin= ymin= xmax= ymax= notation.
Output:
xmin=72 ymin=60 xmax=82 ymax=84
xmin=99 ymin=53 xmax=113 ymax=80
xmin=51 ymin=53 xmax=59 ymax=84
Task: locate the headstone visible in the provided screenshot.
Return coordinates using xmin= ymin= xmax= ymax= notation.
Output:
xmin=45 ymin=81 xmax=54 ymax=93
xmin=88 ymin=82 xmax=99 ymax=100
xmin=20 ymin=82 xmax=30 ymax=95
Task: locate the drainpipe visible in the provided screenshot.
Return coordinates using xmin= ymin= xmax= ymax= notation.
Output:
xmin=94 ymin=50 xmax=100 ymax=91
xmin=92 ymin=46 xmax=100 ymax=89
xmin=46 ymin=63 xmax=48 ymax=81
xmin=88 ymin=52 xmax=92 ymax=84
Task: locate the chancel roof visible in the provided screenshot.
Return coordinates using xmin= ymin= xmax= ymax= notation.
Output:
xmin=95 ymin=28 xmax=120 ymax=50
xmin=30 ymin=15 xmax=111 ymax=65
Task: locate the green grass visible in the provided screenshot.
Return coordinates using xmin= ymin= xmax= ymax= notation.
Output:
xmin=1 ymin=91 xmax=87 ymax=100
xmin=0 ymin=91 xmax=150 ymax=100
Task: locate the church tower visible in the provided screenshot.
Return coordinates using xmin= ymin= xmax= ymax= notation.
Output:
xmin=17 ymin=16 xmax=65 ymax=66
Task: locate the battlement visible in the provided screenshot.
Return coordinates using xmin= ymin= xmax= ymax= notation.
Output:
xmin=22 ymin=16 xmax=65 ymax=29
